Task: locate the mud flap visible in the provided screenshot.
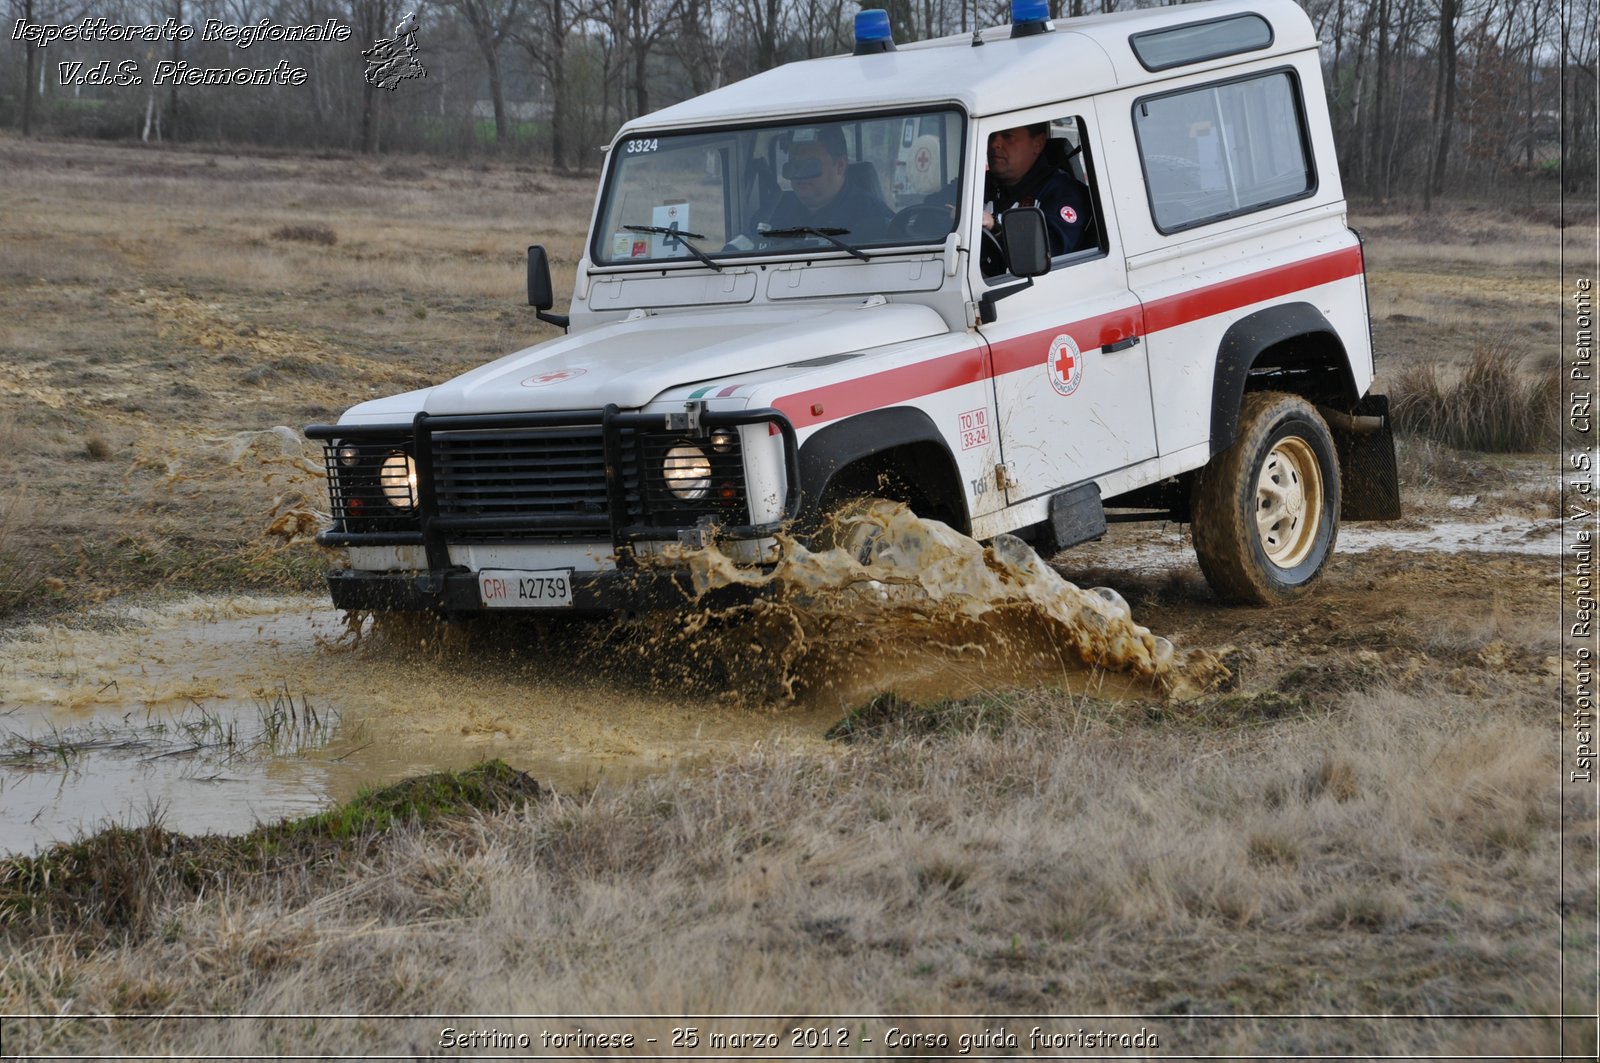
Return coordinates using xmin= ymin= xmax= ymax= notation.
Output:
xmin=1331 ymin=393 xmax=1402 ymax=521
xmin=1036 ymin=482 xmax=1107 ymax=553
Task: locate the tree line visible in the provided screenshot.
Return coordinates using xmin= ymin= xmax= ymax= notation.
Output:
xmin=3 ymin=0 xmax=1595 ymax=198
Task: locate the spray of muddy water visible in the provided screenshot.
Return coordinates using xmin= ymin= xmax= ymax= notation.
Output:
xmin=626 ymin=502 xmax=1217 ymax=706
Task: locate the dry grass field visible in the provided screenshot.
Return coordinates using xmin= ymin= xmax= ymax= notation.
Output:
xmin=0 ymin=134 xmax=1591 ymax=1057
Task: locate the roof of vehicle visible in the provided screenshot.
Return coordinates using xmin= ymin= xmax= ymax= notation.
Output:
xmin=621 ymin=0 xmax=1316 ymax=134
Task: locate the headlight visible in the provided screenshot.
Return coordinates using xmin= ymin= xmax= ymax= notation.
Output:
xmin=662 ymin=444 xmax=712 ymax=500
xmin=379 ymin=451 xmax=417 ymax=510
xmin=337 ymin=444 xmax=360 ymax=467
xmin=709 ymin=428 xmax=738 ymax=453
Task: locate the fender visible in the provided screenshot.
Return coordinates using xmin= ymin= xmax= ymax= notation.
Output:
xmin=797 ymin=407 xmax=968 ymax=530
xmin=1210 ymin=302 xmax=1357 ymax=455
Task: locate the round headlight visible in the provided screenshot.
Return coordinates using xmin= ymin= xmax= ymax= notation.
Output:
xmin=337 ymin=445 xmax=360 ymax=467
xmin=709 ymin=428 xmax=738 ymax=454
xmin=379 ymin=451 xmax=417 ymax=510
xmin=663 ymin=444 xmax=712 ymax=500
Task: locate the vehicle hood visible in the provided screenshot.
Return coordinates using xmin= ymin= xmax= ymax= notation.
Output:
xmin=418 ymin=302 xmax=949 ymax=415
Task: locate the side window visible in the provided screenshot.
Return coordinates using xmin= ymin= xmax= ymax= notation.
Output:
xmin=982 ymin=113 xmax=1103 ymax=278
xmin=1133 ymin=70 xmax=1314 ymax=233
xmin=1045 ymin=116 xmax=1104 ymax=258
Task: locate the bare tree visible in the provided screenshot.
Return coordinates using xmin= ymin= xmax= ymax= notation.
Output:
xmin=440 ymin=0 xmax=522 ymax=143
xmin=726 ymin=0 xmax=784 ymax=73
xmin=663 ymin=0 xmax=728 ymax=96
xmin=1424 ymin=0 xmax=1460 ymax=206
xmin=515 ymin=0 xmax=579 ymax=166
xmin=349 ymin=0 xmax=396 ymax=151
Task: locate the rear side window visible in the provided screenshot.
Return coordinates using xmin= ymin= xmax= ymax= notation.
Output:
xmin=1129 ymin=14 xmax=1273 ymax=72
xmin=1133 ymin=70 xmax=1314 ymax=234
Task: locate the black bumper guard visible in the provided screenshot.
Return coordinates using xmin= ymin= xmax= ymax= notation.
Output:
xmin=305 ymin=406 xmax=802 ymax=569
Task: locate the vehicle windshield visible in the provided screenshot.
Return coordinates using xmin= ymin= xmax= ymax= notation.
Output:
xmin=592 ymin=109 xmax=965 ymax=267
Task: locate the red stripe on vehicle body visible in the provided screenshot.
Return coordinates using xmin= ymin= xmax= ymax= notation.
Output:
xmin=774 ymin=243 xmax=1364 ymax=431
xmin=1141 ymin=245 xmax=1364 ymax=334
xmin=987 ymin=306 xmax=1143 ymax=377
xmin=776 ymin=349 xmax=990 ymax=430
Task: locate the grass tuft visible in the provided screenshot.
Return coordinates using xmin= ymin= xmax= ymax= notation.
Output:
xmin=1389 ymin=343 xmax=1560 ymax=451
xmin=0 ymin=485 xmax=45 ymax=616
xmin=826 ymin=689 xmax=1057 ymax=742
xmin=0 ymin=761 xmax=543 ymax=940
xmin=269 ymin=223 xmax=337 ymax=246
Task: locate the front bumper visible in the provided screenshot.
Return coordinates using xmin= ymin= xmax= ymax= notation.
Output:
xmin=326 ymin=564 xmax=766 ymax=616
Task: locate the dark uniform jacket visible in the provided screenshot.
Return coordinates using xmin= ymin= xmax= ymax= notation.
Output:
xmin=986 ymin=154 xmax=1094 ymax=255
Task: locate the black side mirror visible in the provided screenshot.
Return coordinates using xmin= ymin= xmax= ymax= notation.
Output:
xmin=999 ymin=207 xmax=1051 ymax=278
xmin=527 ymin=245 xmax=570 ymax=329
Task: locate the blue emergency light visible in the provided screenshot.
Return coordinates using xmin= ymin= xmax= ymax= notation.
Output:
xmin=1011 ymin=0 xmax=1052 ymax=37
xmin=854 ymin=10 xmax=895 ymax=54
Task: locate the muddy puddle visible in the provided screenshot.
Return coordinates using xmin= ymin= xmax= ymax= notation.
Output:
xmin=0 ymin=594 xmax=834 ymax=855
xmin=1 ymin=507 xmax=1195 ymax=855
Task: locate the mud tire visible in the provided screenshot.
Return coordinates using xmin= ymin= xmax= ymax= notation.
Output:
xmin=1191 ymin=391 xmax=1340 ymax=605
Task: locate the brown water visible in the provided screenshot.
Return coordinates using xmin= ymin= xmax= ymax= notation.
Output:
xmin=0 ymin=508 xmax=1199 ymax=855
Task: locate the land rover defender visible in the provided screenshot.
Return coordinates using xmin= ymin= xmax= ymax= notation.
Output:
xmin=307 ymin=0 xmax=1400 ymax=615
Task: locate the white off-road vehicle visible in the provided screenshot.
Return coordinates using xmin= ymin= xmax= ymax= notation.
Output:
xmin=308 ymin=0 xmax=1399 ymax=616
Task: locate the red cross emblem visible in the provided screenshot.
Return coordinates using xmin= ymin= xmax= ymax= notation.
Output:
xmin=1047 ymin=335 xmax=1082 ymax=397
xmin=521 ymin=367 xmax=586 ymax=388
xmin=1055 ymin=346 xmax=1075 ymax=378
xmin=914 ymin=146 xmax=933 ymax=173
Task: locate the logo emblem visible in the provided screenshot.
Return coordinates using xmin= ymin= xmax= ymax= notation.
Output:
xmin=1060 ymin=205 xmax=1078 ymax=225
xmin=363 ymin=11 xmax=426 ymax=91
xmin=521 ymin=368 xmax=585 ymax=388
xmin=1047 ymin=335 xmax=1082 ymax=397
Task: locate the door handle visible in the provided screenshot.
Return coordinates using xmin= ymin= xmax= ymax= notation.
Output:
xmin=1102 ymin=335 xmax=1141 ymax=353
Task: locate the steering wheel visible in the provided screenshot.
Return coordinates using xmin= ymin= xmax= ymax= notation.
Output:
xmin=887 ymin=204 xmax=954 ymax=241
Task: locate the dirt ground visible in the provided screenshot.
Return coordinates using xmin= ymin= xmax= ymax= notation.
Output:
xmin=0 ymin=135 xmax=1591 ymax=1057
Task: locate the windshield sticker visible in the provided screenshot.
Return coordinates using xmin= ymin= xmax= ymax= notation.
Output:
xmin=612 ymin=233 xmax=649 ymax=259
xmin=521 ymin=368 xmax=586 ymax=388
xmin=1047 ymin=335 xmax=1083 ymax=397
xmin=650 ymin=202 xmax=690 ymax=257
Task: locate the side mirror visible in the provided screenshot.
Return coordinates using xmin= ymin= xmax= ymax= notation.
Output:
xmin=999 ymin=207 xmax=1051 ymax=278
xmin=527 ymin=245 xmax=570 ymax=329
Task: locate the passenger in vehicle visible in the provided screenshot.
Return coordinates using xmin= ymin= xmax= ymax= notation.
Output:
xmin=761 ymin=124 xmax=893 ymax=241
xmin=983 ymin=123 xmax=1094 ymax=255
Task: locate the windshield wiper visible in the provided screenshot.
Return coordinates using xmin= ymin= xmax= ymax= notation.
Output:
xmin=759 ymin=226 xmax=870 ymax=261
xmin=622 ymin=224 xmax=723 ymax=272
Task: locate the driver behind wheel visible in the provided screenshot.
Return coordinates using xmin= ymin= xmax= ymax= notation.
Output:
xmin=760 ymin=124 xmax=894 ymax=241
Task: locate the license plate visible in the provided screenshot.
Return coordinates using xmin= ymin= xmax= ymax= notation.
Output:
xmin=478 ymin=569 xmax=574 ymax=609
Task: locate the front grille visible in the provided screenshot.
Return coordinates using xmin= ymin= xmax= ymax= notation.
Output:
xmin=311 ymin=410 xmax=788 ymax=550
xmin=431 ymin=426 xmax=640 ymax=541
